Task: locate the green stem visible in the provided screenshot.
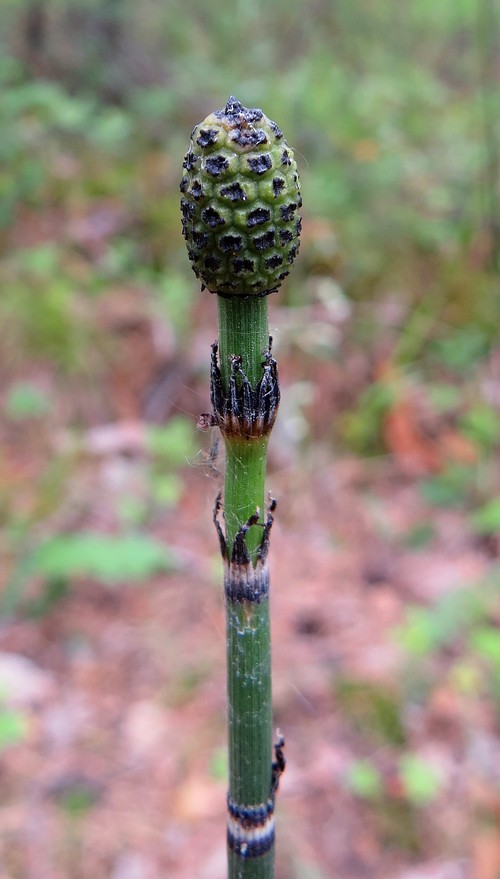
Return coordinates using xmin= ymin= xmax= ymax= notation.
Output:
xmin=226 ymin=595 xmax=273 ymax=878
xmin=223 ymin=437 xmax=268 ymax=562
xmin=217 ymin=295 xmax=269 ymax=389
xmin=217 ymin=294 xmax=270 ymax=560
xmin=217 ymin=294 xmax=276 ymax=879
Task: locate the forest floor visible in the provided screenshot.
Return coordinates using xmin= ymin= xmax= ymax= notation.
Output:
xmin=1 ymin=282 xmax=500 ymax=879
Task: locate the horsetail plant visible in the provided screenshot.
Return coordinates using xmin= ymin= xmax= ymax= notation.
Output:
xmin=181 ymin=96 xmax=301 ymax=878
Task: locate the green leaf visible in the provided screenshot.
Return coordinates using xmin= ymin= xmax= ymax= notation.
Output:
xmin=15 ymin=243 xmax=61 ymax=277
xmin=470 ymin=627 xmax=500 ymax=663
xmin=335 ymin=678 xmax=406 ymax=745
xmin=55 ymin=779 xmax=100 ymax=817
xmin=117 ymin=497 xmax=149 ymax=527
xmin=432 ymin=328 xmax=489 ymax=371
xmin=5 ymin=382 xmax=50 ymax=420
xmin=403 ymin=521 xmax=436 ymax=550
xmin=346 ymin=759 xmax=383 ymax=799
xmin=210 ymin=746 xmax=228 ymax=782
xmin=147 ymin=417 xmax=194 ymax=464
xmin=0 ymin=708 xmax=28 ymax=750
xmin=470 ymin=498 xmax=500 ymax=535
xmin=396 ymin=607 xmax=441 ymax=655
xmin=341 ymin=379 xmax=397 ymax=454
xmin=460 ymin=405 xmax=500 ymax=449
xmin=156 ymin=271 xmax=195 ymax=335
xmin=399 ymin=754 xmax=440 ymax=804
xmin=420 ymin=464 xmax=475 ymax=508
xmin=29 ymin=532 xmax=176 ymax=584
xmin=88 ymin=109 xmax=132 ymax=148
xmin=152 ymin=474 xmax=183 ymax=508
xmin=397 ymin=588 xmax=487 ymax=656
xmin=427 ymin=383 xmax=461 ymax=413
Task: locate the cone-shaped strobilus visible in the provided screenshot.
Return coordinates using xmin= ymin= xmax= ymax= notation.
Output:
xmin=181 ymin=96 xmax=301 ymax=879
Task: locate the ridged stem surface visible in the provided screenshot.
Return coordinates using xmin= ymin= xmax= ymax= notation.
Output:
xmin=217 ymin=294 xmax=270 ymax=560
xmin=217 ymin=294 xmax=275 ymax=879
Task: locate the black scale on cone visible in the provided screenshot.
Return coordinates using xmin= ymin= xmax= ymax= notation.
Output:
xmin=180 ymin=96 xmax=302 ymax=297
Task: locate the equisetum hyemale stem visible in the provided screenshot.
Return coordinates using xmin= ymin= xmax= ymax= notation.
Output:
xmin=181 ymin=96 xmax=301 ymax=878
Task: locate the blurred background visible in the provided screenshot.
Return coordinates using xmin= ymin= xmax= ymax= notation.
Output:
xmin=1 ymin=0 xmax=500 ymax=877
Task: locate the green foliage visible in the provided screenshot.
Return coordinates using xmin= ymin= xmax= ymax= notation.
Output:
xmin=340 ymin=380 xmax=397 ymax=455
xmin=470 ymin=626 xmax=500 ymax=664
xmin=147 ymin=417 xmax=195 ymax=511
xmin=470 ymin=497 xmax=500 ymax=535
xmin=419 ymin=464 xmax=476 ymax=509
xmin=397 ymin=585 xmax=489 ymax=656
xmin=431 ymin=328 xmax=491 ymax=372
xmin=402 ymin=521 xmax=436 ymax=550
xmin=146 ymin=417 xmax=194 ymax=465
xmin=0 ymin=61 xmax=134 ymax=226
xmin=210 ymin=746 xmax=228 ymax=782
xmin=397 ymin=573 xmax=500 ymax=706
xmin=0 ymin=413 xmax=192 ymax=615
xmin=59 ymin=787 xmax=97 ymax=817
xmin=53 ymin=777 xmax=100 ymax=817
xmin=427 ymin=384 xmax=461 ymax=414
xmin=4 ymin=382 xmax=50 ymax=420
xmin=155 ymin=272 xmax=196 ymax=337
xmin=335 ymin=678 xmax=406 ymax=746
xmin=0 ymin=0 xmax=497 ymax=281
xmin=150 ymin=474 xmax=184 ymax=509
xmin=1 ymin=244 xmax=94 ymax=370
xmin=346 ymin=759 xmax=383 ymax=799
xmin=460 ymin=405 xmax=500 ymax=450
xmin=1 ymin=0 xmax=498 ymax=412
xmin=27 ymin=532 xmax=177 ymax=584
xmin=398 ymin=606 xmax=450 ymax=656
xmin=0 ymin=703 xmax=29 ymax=751
xmin=346 ymin=754 xmax=441 ymax=806
xmin=398 ymin=754 xmax=440 ymax=804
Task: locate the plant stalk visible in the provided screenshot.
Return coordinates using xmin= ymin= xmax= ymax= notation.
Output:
xmin=214 ymin=294 xmax=281 ymax=879
xmin=181 ymin=94 xmax=300 ymax=879
xmin=218 ymin=294 xmax=269 ymax=558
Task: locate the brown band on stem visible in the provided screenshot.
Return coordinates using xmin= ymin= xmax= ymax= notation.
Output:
xmin=226 ymin=734 xmax=285 ymax=859
xmin=227 ymin=791 xmax=275 ymax=858
xmin=227 ymin=814 xmax=275 ymax=859
xmin=224 ymin=557 xmax=270 ymax=604
xmin=209 ymin=340 xmax=280 ymax=439
xmin=213 ymin=494 xmax=276 ymax=603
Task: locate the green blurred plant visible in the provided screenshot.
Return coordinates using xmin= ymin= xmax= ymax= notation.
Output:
xmin=397 ymin=570 xmax=500 ymax=707
xmin=29 ymin=531 xmax=176 ymax=583
xmin=1 ymin=244 xmax=95 ymax=370
xmin=470 ymin=497 xmax=500 ymax=536
xmin=0 ymin=58 xmax=134 ymax=225
xmin=346 ymin=759 xmax=383 ymax=799
xmin=4 ymin=382 xmax=50 ymax=420
xmin=1 ymin=530 xmax=177 ymax=618
xmin=398 ymin=754 xmax=440 ymax=805
xmin=420 ymin=464 xmax=477 ymax=509
xmin=0 ymin=700 xmax=29 ymax=752
xmin=147 ymin=416 xmax=195 ymax=511
xmin=334 ymin=677 xmax=406 ymax=746
xmin=0 ymin=415 xmax=193 ymax=616
xmin=344 ymin=749 xmax=441 ymax=855
xmin=346 ymin=754 xmax=440 ymax=806
xmin=2 ymin=0 xmax=498 ymax=282
xmin=340 ymin=378 xmax=397 ymax=455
